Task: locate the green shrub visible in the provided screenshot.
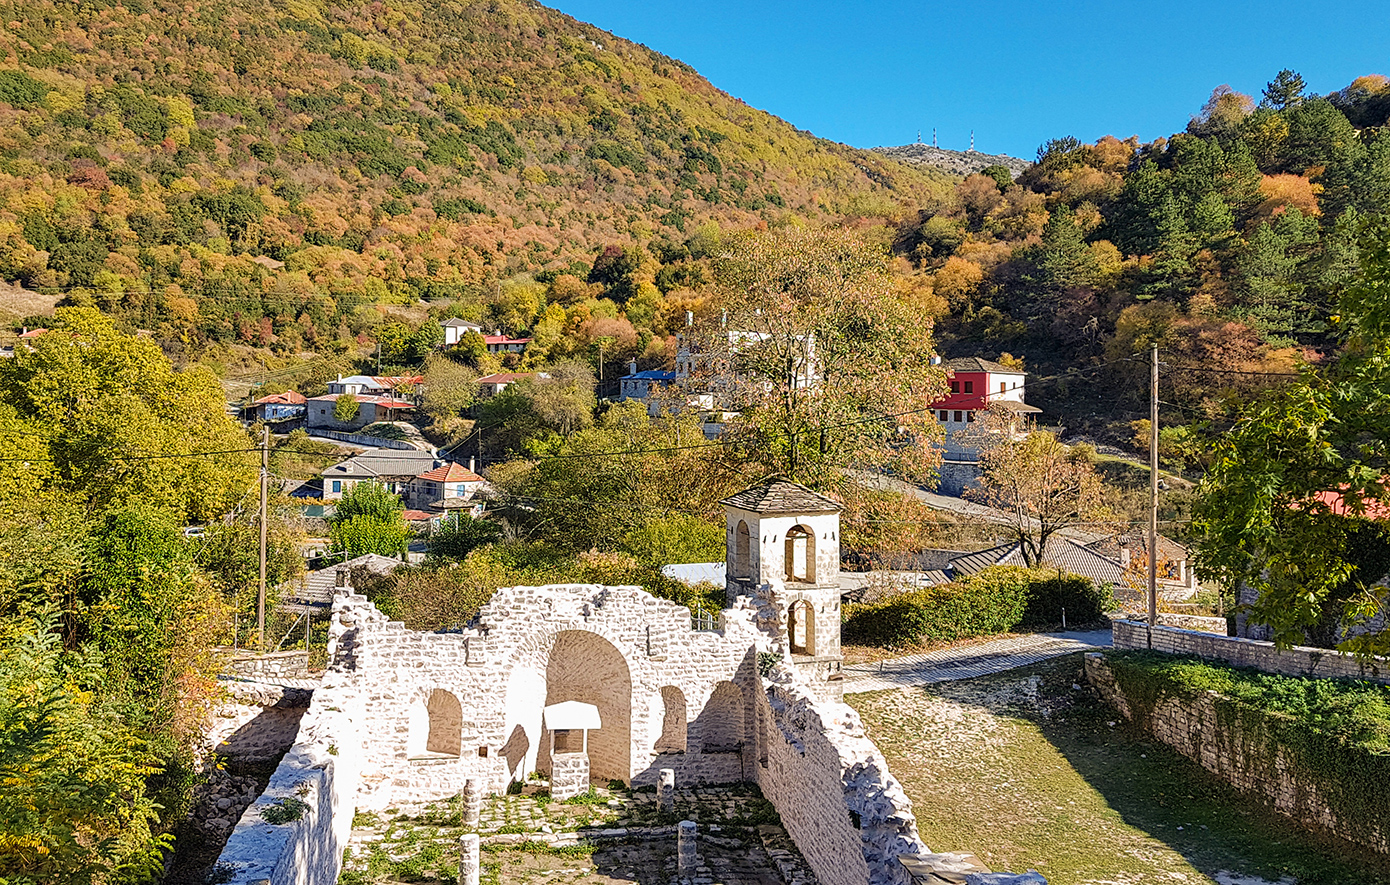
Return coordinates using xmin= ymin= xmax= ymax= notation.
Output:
xmin=842 ymin=566 xmax=1112 ymax=648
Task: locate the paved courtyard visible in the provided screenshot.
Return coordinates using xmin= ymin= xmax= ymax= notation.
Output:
xmin=841 ymin=629 xmax=1112 ymax=693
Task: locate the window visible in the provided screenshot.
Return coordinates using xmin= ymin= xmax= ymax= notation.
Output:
xmin=954 ymin=411 xmax=963 ymax=423
xmin=784 ymin=524 xmax=815 ymax=583
xmin=552 ymin=729 xmax=581 ymax=754
xmin=734 ymin=521 xmax=751 ymax=578
xmin=332 ymin=480 xmax=341 ymax=493
xmin=966 ymin=411 xmax=975 ymax=422
xmin=788 ymin=600 xmax=816 ymax=656
xmin=1000 ymin=381 xmax=1007 ymax=393
xmin=425 ymin=689 xmax=462 ymax=756
xmin=938 ymin=410 xmax=948 ymax=422
xmin=950 ymin=380 xmax=959 ymax=393
xmin=964 ymin=381 xmax=974 ymax=394
xmin=656 ymin=686 xmax=687 ymax=753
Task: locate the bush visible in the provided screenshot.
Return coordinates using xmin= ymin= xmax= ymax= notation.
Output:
xmin=842 ymin=565 xmax=1113 ymax=648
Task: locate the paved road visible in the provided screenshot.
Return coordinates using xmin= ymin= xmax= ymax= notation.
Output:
xmin=841 ymin=629 xmax=1112 ymax=693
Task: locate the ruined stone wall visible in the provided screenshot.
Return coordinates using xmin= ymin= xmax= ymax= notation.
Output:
xmin=1086 ymin=653 xmax=1390 ymax=855
xmin=1113 ymin=619 xmax=1390 ymax=684
xmin=221 ymin=649 xmax=312 ymax=680
xmin=333 ymin=585 xmax=773 ymax=808
xmin=755 ymin=666 xmax=929 ymax=885
xmin=214 ymin=610 xmax=365 ymax=885
xmin=206 ymin=681 xmax=313 ymax=764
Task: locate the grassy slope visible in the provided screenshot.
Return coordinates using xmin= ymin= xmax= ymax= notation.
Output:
xmin=850 ymin=655 xmax=1390 ymax=885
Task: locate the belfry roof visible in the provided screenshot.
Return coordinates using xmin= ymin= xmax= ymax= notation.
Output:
xmin=720 ymin=479 xmax=841 ymax=514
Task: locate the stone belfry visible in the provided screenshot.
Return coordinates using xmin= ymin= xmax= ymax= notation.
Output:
xmin=721 ymin=479 xmax=844 ymax=700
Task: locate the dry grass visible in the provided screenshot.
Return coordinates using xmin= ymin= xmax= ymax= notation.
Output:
xmin=0 ymin=282 xmax=60 ymax=322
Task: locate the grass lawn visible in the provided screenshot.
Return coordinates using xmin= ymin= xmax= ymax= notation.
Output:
xmin=848 ymin=653 xmax=1390 ymax=885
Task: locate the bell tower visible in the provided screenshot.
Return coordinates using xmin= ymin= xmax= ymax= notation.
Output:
xmin=722 ymin=479 xmax=843 ymax=700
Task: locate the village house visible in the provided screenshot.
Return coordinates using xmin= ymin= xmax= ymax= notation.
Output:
xmin=476 ymin=371 xmax=546 ymax=398
xmin=246 ymin=390 xmax=307 ymax=423
xmin=306 ymin=393 xmax=416 ymax=430
xmin=319 ymin=450 xmax=440 ymax=501
xmin=484 ymin=333 xmax=531 ymax=354
xmin=930 ymin=357 xmax=1040 ymax=454
xmin=617 ymin=360 xmax=676 ymax=413
xmin=325 ymin=374 xmax=423 ymax=397
xmin=441 ymin=317 xmax=483 ymax=347
xmin=407 ymin=459 xmax=486 ymax=511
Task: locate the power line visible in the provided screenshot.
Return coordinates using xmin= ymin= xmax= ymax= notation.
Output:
xmin=1160 ymin=363 xmax=1302 ymax=378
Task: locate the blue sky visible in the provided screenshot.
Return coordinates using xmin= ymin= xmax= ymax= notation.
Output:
xmin=548 ymin=0 xmax=1390 ymax=160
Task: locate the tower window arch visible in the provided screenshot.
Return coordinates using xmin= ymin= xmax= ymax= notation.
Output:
xmin=734 ymin=520 xmax=751 ymax=579
xmin=788 ymin=600 xmax=816 ymax=656
xmin=784 ymin=524 xmax=815 ymax=583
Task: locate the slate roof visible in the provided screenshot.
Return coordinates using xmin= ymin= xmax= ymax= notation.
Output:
xmin=284 ymin=553 xmax=402 ymax=608
xmin=946 ymin=537 xmax=1128 ymax=586
xmin=989 ymin=399 xmax=1042 ymax=413
xmin=720 ymin=479 xmax=841 ymax=514
xmin=1086 ymin=527 xmax=1189 ymax=562
xmin=442 ymin=318 xmax=483 ymax=328
xmin=945 ymin=357 xmax=1025 ymax=375
xmin=322 ymin=451 xmax=440 ymax=479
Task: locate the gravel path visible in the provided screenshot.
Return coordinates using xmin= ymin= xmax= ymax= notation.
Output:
xmin=841 ymin=629 xmax=1112 ymax=693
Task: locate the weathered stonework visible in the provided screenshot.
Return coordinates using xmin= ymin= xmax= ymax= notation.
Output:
xmin=1086 ymin=652 xmax=1390 ymax=855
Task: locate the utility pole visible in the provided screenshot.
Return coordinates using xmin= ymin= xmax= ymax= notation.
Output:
xmin=258 ymin=424 xmax=269 ymax=652
xmin=1148 ymin=343 xmax=1159 ymax=646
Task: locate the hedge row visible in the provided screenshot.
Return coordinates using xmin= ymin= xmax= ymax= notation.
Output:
xmin=841 ymin=565 xmax=1114 ymax=648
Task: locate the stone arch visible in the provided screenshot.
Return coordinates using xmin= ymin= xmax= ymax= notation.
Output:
xmin=788 ymin=600 xmax=816 ymax=656
xmin=733 ymin=520 xmax=751 ymax=578
xmin=785 ymin=524 xmax=815 ymax=583
xmin=539 ymin=630 xmax=633 ymax=783
xmin=696 ymin=681 xmax=745 ymax=753
xmin=656 ymin=686 xmax=687 ymax=753
xmin=425 ymin=689 xmax=462 ymax=756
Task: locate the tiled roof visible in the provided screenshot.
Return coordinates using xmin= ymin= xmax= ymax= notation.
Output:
xmin=477 ymin=372 xmax=536 ymax=384
xmin=374 ymin=374 xmax=423 ymax=388
xmin=945 ymin=357 xmax=1025 ymax=375
xmin=417 ymin=462 xmax=484 ymax=483
xmin=254 ymin=390 xmax=306 ymax=405
xmin=19 ymin=327 xmax=47 ymax=338
xmin=308 ymin=394 xmax=414 ymax=408
xmin=402 ymin=509 xmax=435 ymax=521
xmin=720 ymin=479 xmax=841 ymax=514
xmin=483 ymin=335 xmax=532 ymax=345
xmin=1086 ymin=527 xmax=1190 ymax=562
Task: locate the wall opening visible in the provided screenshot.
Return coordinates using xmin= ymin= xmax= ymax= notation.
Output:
xmin=540 ymin=630 xmax=632 ymax=783
xmin=784 ymin=524 xmax=815 ymax=583
xmin=788 ymin=600 xmax=816 ymax=656
xmin=696 ymin=681 xmax=745 ymax=753
xmin=734 ymin=520 xmax=751 ymax=578
xmin=425 ymin=689 xmax=463 ymax=756
xmin=656 ymin=686 xmax=687 ymax=753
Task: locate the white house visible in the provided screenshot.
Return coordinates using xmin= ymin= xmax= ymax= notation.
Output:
xmin=442 ymin=318 xmax=484 ymax=347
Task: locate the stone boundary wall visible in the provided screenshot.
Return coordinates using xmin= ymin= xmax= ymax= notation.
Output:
xmin=1154 ymin=614 xmax=1227 ymax=634
xmin=305 ymin=427 xmax=421 ymax=450
xmin=1085 ymin=653 xmax=1390 ymax=855
xmin=215 ymin=639 xmax=363 ymax=884
xmin=755 ymin=665 xmax=928 ymax=885
xmin=1111 ymin=619 xmax=1390 ymax=684
xmin=222 ymin=649 xmax=312 ymax=680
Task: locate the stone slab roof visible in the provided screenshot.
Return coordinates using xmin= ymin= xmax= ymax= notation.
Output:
xmin=720 ymin=479 xmax=841 ymax=514
xmin=947 ymin=537 xmax=1127 ymax=586
xmin=945 ymin=357 xmax=1025 ymax=376
xmin=284 ymin=553 xmax=403 ymax=607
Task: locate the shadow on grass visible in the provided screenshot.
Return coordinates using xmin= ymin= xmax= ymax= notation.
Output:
xmin=1018 ymin=654 xmax=1390 ymax=885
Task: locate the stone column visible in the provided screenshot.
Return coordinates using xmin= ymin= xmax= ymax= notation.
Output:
xmin=677 ymin=820 xmax=697 ymax=877
xmin=458 ymin=833 xmax=480 ymax=885
xmin=462 ymin=779 xmax=481 ymax=829
xmin=658 ymin=769 xmax=675 ymax=812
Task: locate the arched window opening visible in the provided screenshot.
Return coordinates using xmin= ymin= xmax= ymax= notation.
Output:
xmin=734 ymin=520 xmax=751 ymax=579
xmin=426 ymin=689 xmax=463 ymax=756
xmin=656 ymin=686 xmax=687 ymax=753
xmin=788 ymin=600 xmax=816 ymax=656
xmin=757 ymin=705 xmax=769 ymax=768
xmin=785 ymin=524 xmax=815 ymax=583
xmin=697 ymin=681 xmax=745 ymax=753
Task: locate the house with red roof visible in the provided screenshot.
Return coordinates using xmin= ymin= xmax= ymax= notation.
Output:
xmin=930 ymin=357 xmax=1041 ymax=458
xmin=406 ymin=459 xmax=487 ymax=511
xmin=477 ymin=371 xmax=547 ymax=398
xmin=484 ymin=334 xmax=531 ymax=355
xmin=247 ymin=389 xmax=307 ymax=423
xmin=307 ymin=393 xmax=416 ymax=430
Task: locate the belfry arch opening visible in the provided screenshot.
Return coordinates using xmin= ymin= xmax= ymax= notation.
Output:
xmin=734 ymin=520 xmax=751 ymax=579
xmin=785 ymin=524 xmax=815 ymax=583
xmin=788 ymin=600 xmax=816 ymax=656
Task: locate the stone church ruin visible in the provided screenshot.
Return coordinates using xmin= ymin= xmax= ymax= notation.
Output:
xmin=213 ymin=479 xmax=1040 ymax=885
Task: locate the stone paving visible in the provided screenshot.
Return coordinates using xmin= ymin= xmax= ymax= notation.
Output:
xmin=840 ymin=629 xmax=1111 ymax=694
xmin=339 ymin=782 xmax=817 ymax=885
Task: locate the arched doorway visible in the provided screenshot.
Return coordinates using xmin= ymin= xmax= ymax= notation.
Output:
xmin=539 ymin=630 xmax=633 ymax=783
xmin=656 ymin=686 xmax=687 ymax=753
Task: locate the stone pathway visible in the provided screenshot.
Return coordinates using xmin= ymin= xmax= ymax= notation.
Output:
xmin=841 ymin=629 xmax=1112 ymax=693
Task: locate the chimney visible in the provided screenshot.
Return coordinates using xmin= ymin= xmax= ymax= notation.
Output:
xmin=1118 ymin=540 xmax=1130 ymax=568
xmin=930 ymin=354 xmax=942 ymax=366
xmin=344 ymin=462 xmax=354 ymax=474
xmin=685 ymin=310 xmax=693 ymax=327
xmin=628 ymin=360 xmax=637 ymax=376
xmin=469 ymin=456 xmax=476 ymax=473
xmin=335 ymin=568 xmax=349 ymax=588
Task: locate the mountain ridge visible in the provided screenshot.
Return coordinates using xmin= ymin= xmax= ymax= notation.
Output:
xmin=874 ymin=143 xmax=1031 ymax=179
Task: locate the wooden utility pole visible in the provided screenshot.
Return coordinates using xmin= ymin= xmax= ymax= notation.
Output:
xmin=1148 ymin=343 xmax=1159 ymax=646
xmin=258 ymin=424 xmax=269 ymax=652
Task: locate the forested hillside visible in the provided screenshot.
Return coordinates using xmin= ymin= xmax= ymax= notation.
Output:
xmin=909 ymin=73 xmax=1390 ymax=451
xmin=0 ymin=0 xmax=950 ymax=352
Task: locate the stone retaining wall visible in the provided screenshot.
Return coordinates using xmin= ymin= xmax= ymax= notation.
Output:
xmin=1085 ymin=653 xmax=1390 ymax=855
xmin=222 ymin=649 xmax=312 ymax=680
xmin=1111 ymin=619 xmax=1390 ymax=684
xmin=207 ymin=681 xmax=314 ymax=764
xmin=755 ymin=665 xmax=929 ymax=885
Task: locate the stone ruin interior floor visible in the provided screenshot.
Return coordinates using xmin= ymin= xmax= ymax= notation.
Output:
xmin=339 ymin=781 xmax=818 ymax=885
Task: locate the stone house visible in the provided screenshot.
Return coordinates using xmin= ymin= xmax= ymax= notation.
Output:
xmin=247 ymin=390 xmax=307 ymax=423
xmin=320 ymin=451 xmax=441 ymax=501
xmin=305 ymin=394 xmax=416 ymax=430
